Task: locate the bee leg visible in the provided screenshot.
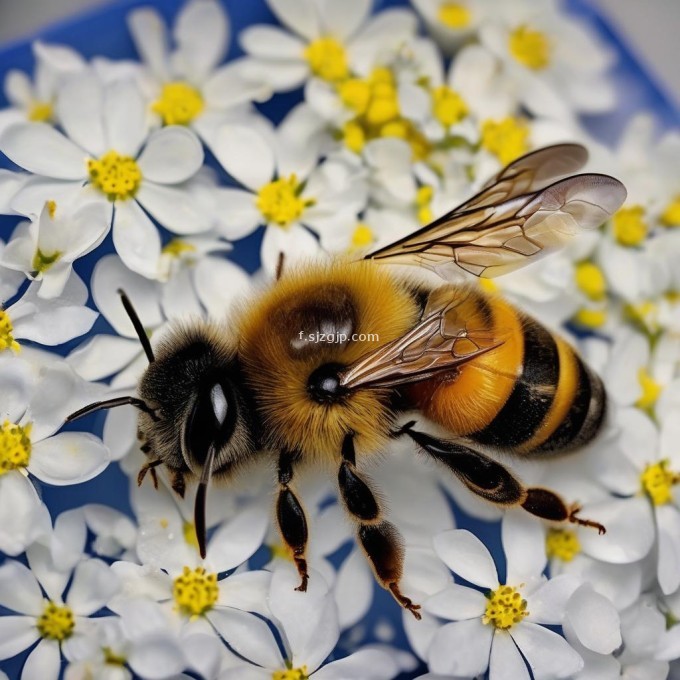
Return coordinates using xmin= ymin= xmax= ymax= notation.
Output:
xmin=339 ymin=434 xmax=421 ymax=620
xmin=402 ymin=425 xmax=606 ymax=534
xmin=137 ymin=459 xmax=161 ymax=489
xmin=170 ymin=470 xmax=186 ymax=499
xmin=277 ymin=450 xmax=309 ymax=592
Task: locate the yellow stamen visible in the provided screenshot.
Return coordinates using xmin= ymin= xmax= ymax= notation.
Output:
xmin=661 ymin=195 xmax=680 ymax=227
xmin=343 ymin=120 xmax=366 ymax=154
xmin=483 ymin=585 xmax=529 ymax=630
xmin=256 ymin=175 xmax=314 ymax=227
xmin=0 ymin=311 xmax=20 ymax=353
xmin=36 ymin=601 xmax=74 ymax=641
xmin=103 ymin=647 xmax=127 ymax=666
xmin=641 ymin=460 xmax=679 ymax=506
xmin=0 ymin=421 xmax=32 ymax=475
xmin=162 ymin=239 xmax=197 ymax=258
xmin=480 ymin=117 xmax=529 ymax=166
xmin=46 ymin=200 xmax=57 ymax=219
xmin=349 ymin=223 xmax=375 ymax=251
xmin=416 ymin=185 xmax=434 ymax=224
xmin=172 ymin=566 xmax=219 ymax=617
xmin=636 ymin=367 xmax=662 ymax=413
xmin=338 ymin=79 xmax=371 ymax=115
xmin=437 ymin=2 xmax=472 ymax=29
xmin=613 ymin=205 xmax=648 ymax=247
xmin=183 ymin=521 xmax=200 ymax=552
xmin=28 ymin=101 xmax=53 ymax=123
xmin=573 ymin=307 xmax=607 ymax=329
xmin=88 ymin=151 xmax=142 ymax=202
xmin=546 ymin=528 xmax=581 ymax=562
xmin=575 ymin=261 xmax=606 ymax=301
xmin=304 ymin=37 xmax=349 ymax=82
xmin=272 ymin=666 xmax=309 ymax=680
xmin=509 ymin=25 xmax=551 ymax=70
xmin=432 ymin=85 xmax=468 ymax=127
xmin=32 ymin=249 xmax=62 ymax=274
xmin=152 ymin=81 xmax=204 ymax=126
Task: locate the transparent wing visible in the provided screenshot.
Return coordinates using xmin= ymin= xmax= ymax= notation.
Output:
xmin=366 ymin=145 xmax=626 ymax=281
xmin=338 ymin=289 xmax=502 ymax=390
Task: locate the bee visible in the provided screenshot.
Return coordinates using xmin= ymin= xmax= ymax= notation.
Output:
xmin=68 ymin=144 xmax=626 ymax=619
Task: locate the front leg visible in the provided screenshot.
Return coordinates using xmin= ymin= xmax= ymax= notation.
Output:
xmin=338 ymin=434 xmax=421 ymax=619
xmin=401 ymin=424 xmax=605 ymax=534
xmin=276 ymin=450 xmax=309 ymax=592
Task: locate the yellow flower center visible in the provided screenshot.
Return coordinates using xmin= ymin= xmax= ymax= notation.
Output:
xmin=183 ymin=521 xmax=200 ymax=552
xmin=613 ymin=205 xmax=648 ymax=247
xmin=88 ymin=151 xmax=142 ymax=202
xmin=573 ymin=307 xmax=607 ymax=329
xmin=172 ymin=566 xmax=219 ymax=617
xmin=36 ymin=601 xmax=75 ymax=641
xmin=546 ymin=528 xmax=581 ymax=562
xmin=28 ymin=101 xmax=53 ymax=123
xmin=272 ymin=666 xmax=309 ymax=680
xmin=349 ymin=223 xmax=375 ymax=251
xmin=575 ymin=261 xmax=606 ymax=301
xmin=641 ymin=460 xmax=679 ymax=506
xmin=437 ymin=2 xmax=472 ymax=29
xmin=483 ymin=585 xmax=529 ymax=630
xmin=635 ymin=367 xmax=662 ymax=413
xmin=152 ymin=81 xmax=204 ymax=126
xmin=256 ymin=174 xmax=314 ymax=227
xmin=342 ymin=120 xmax=366 ymax=153
xmin=509 ymin=25 xmax=551 ymax=70
xmin=432 ymin=85 xmax=468 ymax=128
xmin=0 ymin=310 xmax=20 ymax=353
xmin=304 ymin=36 xmax=349 ymax=82
xmin=162 ymin=239 xmax=197 ymax=258
xmin=480 ymin=117 xmax=529 ymax=166
xmin=416 ymin=185 xmax=434 ymax=224
xmin=0 ymin=421 xmax=32 ymax=476
xmin=661 ymin=195 xmax=680 ymax=227
xmin=338 ymin=78 xmax=371 ymax=115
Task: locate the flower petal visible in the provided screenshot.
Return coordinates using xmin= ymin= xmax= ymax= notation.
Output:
xmin=432 ymin=529 xmax=499 ymax=589
xmin=30 ymin=432 xmax=110 ymax=486
xmin=511 ymin=621 xmax=583 ymax=680
xmin=137 ymin=126 xmax=203 ymax=185
xmin=22 ymin=639 xmax=60 ymax=680
xmin=0 ymin=617 xmax=40 ymax=661
xmin=217 ymin=570 xmax=271 ymax=617
xmin=428 ymin=618 xmax=493 ymax=677
xmin=0 ymin=354 xmax=33 ymax=421
xmin=67 ymin=559 xmax=120 ymax=616
xmin=194 ymin=257 xmax=252 ymax=320
xmin=239 ymin=25 xmax=306 ymax=59
xmin=67 ymin=334 xmax=141 ymax=382
xmin=136 ymin=182 xmax=209 ymax=234
xmin=424 ymin=584 xmax=487 ymax=621
xmin=215 ymin=124 xmax=276 ymax=191
xmin=318 ymin=0 xmax=371 ymax=39
xmin=212 ymin=187 xmax=261 ymax=240
xmin=127 ymin=7 xmax=169 ymax=80
xmin=526 ymin=575 xmax=579 ymax=626
xmin=502 ymin=511 xmax=547 ymax=584
xmin=656 ymin=504 xmax=680 ymax=595
xmin=0 ymin=560 xmax=43 ymax=616
xmin=112 ymin=200 xmax=162 ymax=279
xmin=489 ymin=631 xmax=530 ymax=680
xmin=314 ymin=649 xmax=400 ymax=680
xmin=56 ymin=73 xmax=106 ymax=157
xmin=0 ymin=123 xmax=87 ymax=179
xmin=104 ymin=79 xmax=148 ymax=157
xmin=207 ymin=504 xmax=269 ymax=572
xmin=0 ymin=474 xmax=49 ymax=557
xmin=564 ymin=584 xmax=621 ymax=655
xmin=260 ymin=222 xmax=322 ymax=278
xmin=334 ymin=548 xmax=373 ymax=629
xmin=267 ymin=0 xmax=320 ymax=40
xmin=128 ymin=633 xmax=186 ymax=680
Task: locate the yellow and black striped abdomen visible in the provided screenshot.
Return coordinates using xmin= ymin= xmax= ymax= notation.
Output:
xmin=407 ymin=288 xmax=606 ymax=457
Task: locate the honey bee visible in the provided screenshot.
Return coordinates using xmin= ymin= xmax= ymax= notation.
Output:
xmin=68 ymin=144 xmax=626 ymax=619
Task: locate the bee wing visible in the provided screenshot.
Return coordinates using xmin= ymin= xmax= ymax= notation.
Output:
xmin=366 ymin=145 xmax=626 ymax=281
xmin=338 ymin=289 xmax=502 ymax=390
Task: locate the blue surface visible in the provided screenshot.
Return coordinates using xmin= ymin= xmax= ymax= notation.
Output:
xmin=0 ymin=1 xmax=678 ymax=678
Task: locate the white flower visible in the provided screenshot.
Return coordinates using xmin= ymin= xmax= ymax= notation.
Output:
xmin=83 ymin=504 xmax=138 ymax=561
xmin=127 ymin=0 xmax=271 ymax=158
xmin=215 ymin=121 xmax=366 ymax=274
xmin=220 ymin=565 xmax=400 ymax=679
xmin=0 ymin=73 xmax=208 ymax=278
xmin=0 ymin=41 xmax=86 ymax=135
xmin=0 ymin=197 xmax=109 ymax=299
xmin=240 ymin=0 xmax=417 ymax=91
xmin=424 ymin=519 xmax=584 ymax=679
xmin=1 ymin=271 xmax=98 ymax=351
xmin=0 ymin=558 xmax=119 ymax=678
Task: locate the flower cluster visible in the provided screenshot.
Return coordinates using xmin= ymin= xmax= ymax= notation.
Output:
xmin=0 ymin=0 xmax=679 ymax=679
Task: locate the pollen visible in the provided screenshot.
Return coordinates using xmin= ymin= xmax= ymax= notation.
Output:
xmin=483 ymin=585 xmax=529 ymax=630
xmin=304 ymin=36 xmax=349 ymax=82
xmin=480 ymin=117 xmax=529 ymax=166
xmin=573 ymin=307 xmax=607 ymax=329
xmin=416 ymin=185 xmax=434 ymax=224
xmin=349 ymin=223 xmax=375 ymax=251
xmin=431 ymin=85 xmax=468 ymax=127
xmin=636 ymin=367 xmax=662 ymax=413
xmin=46 ymin=200 xmax=57 ymax=218
xmin=152 ymin=81 xmax=204 ymax=126
xmin=162 ymin=239 xmax=197 ymax=258
xmin=437 ymin=2 xmax=472 ymax=29
xmin=641 ymin=460 xmax=679 ymax=506
xmin=509 ymin=25 xmax=551 ymax=70
xmin=0 ymin=421 xmax=32 ymax=475
xmin=36 ymin=601 xmax=75 ymax=641
xmin=660 ymin=195 xmax=680 ymax=227
xmin=172 ymin=566 xmax=219 ymax=617
xmin=272 ymin=665 xmax=309 ymax=680
xmin=88 ymin=151 xmax=142 ymax=202
xmin=613 ymin=205 xmax=648 ymax=247
xmin=0 ymin=310 xmax=20 ymax=353
xmin=256 ymin=174 xmax=314 ymax=227
xmin=546 ymin=528 xmax=581 ymax=562
xmin=28 ymin=101 xmax=53 ymax=123
xmin=183 ymin=521 xmax=200 ymax=552
xmin=575 ymin=261 xmax=607 ymax=301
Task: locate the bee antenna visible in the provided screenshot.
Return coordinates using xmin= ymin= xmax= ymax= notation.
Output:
xmin=66 ymin=396 xmax=160 ymax=423
xmin=118 ymin=289 xmax=155 ymax=363
xmin=194 ymin=444 xmax=216 ymax=560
